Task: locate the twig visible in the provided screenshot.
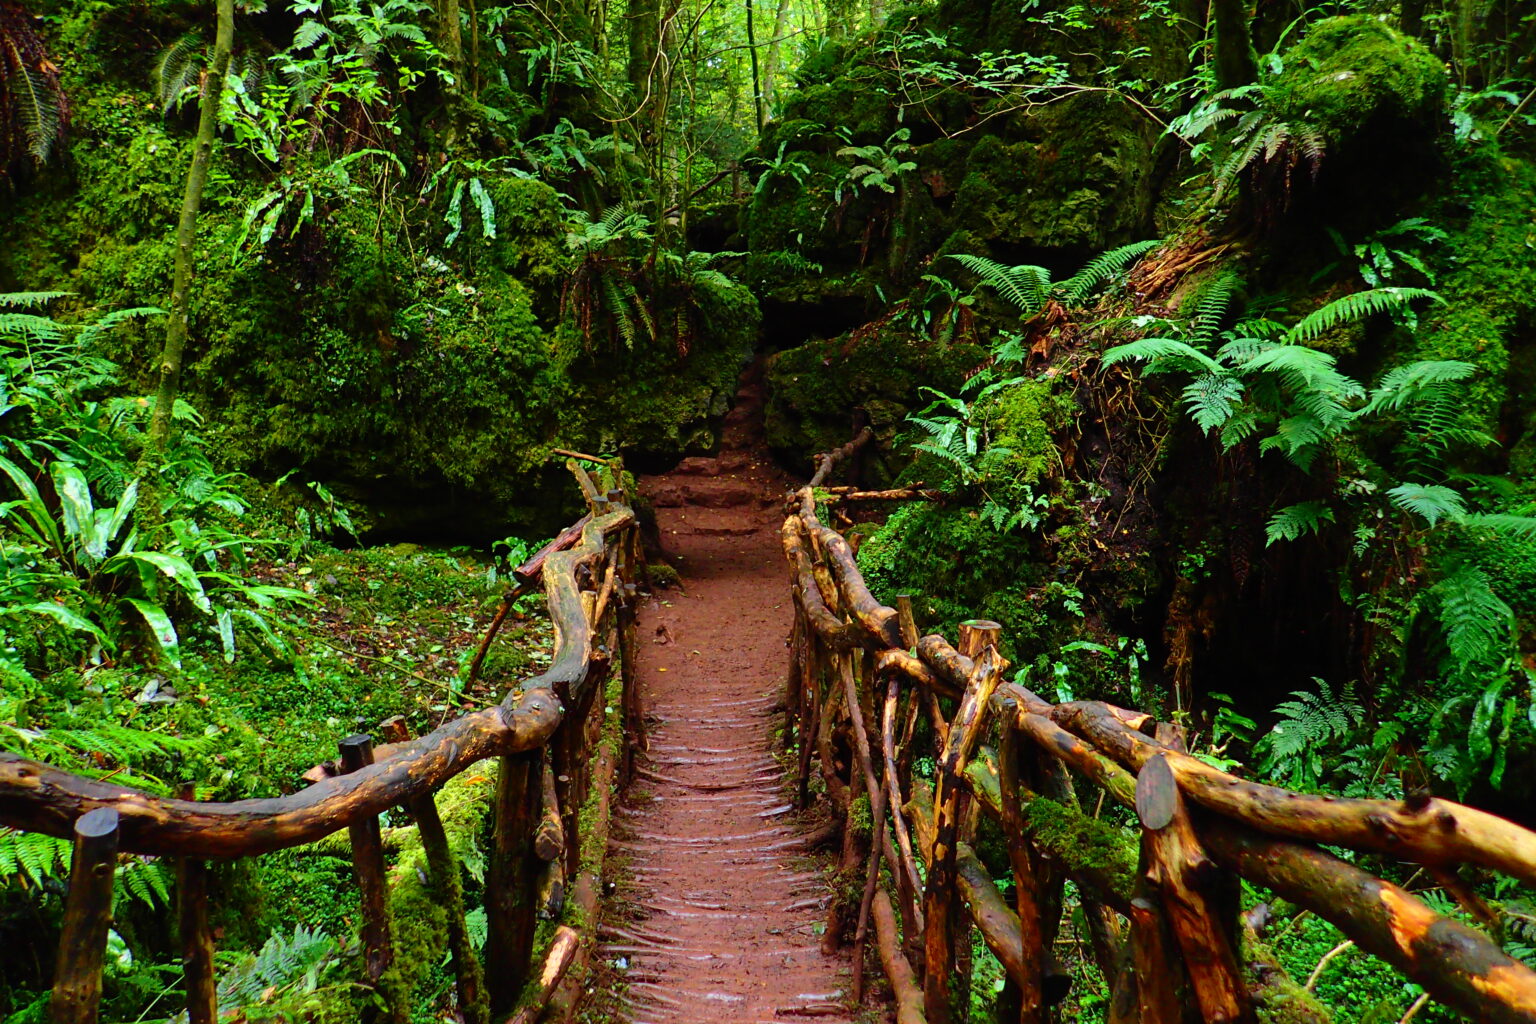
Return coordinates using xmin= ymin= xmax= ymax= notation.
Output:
xmin=1305 ymin=939 xmax=1354 ymax=991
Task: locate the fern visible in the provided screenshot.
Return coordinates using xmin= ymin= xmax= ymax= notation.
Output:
xmin=1265 ymin=501 xmax=1335 ymax=545
xmin=0 ymin=828 xmax=68 ymax=888
xmin=948 ymin=254 xmax=1049 ymax=316
xmin=1101 ymin=337 xmax=1222 ymax=375
xmin=216 ymin=925 xmax=338 ymax=1012
xmin=1429 ymin=565 xmax=1511 ymax=673
xmin=1190 ymin=273 xmax=1241 ymax=345
xmin=1286 ymin=288 xmax=1443 ymax=345
xmin=1057 ymin=239 xmax=1160 ymax=304
xmin=1256 ymin=678 xmax=1363 ymax=788
xmin=1181 ymin=372 xmax=1244 ymax=433
xmin=1386 ymin=483 xmax=1466 ymax=527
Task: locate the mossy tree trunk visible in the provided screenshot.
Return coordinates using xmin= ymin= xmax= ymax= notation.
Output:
xmin=1210 ymin=0 xmax=1257 ymax=90
xmin=761 ymin=0 xmax=792 ymax=117
xmin=148 ymin=0 xmax=234 ymax=453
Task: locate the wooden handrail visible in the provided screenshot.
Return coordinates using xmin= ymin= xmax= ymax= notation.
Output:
xmin=783 ymin=443 xmax=1536 ymax=1024
xmin=1 ymin=462 xmax=644 ymax=1024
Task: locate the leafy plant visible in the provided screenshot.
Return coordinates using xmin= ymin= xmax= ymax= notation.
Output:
xmin=948 ymin=238 xmax=1161 ymax=319
xmin=833 ymin=128 xmax=917 ymax=203
xmin=561 ymin=205 xmax=656 ymax=351
xmin=0 ymin=0 xmax=68 ymax=172
xmin=1256 ymin=678 xmax=1363 ymax=789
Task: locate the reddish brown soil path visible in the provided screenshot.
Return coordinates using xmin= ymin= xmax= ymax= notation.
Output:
xmin=595 ymin=367 xmax=869 ymax=1024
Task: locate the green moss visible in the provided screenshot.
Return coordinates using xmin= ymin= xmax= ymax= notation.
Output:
xmin=1020 ymin=798 xmax=1136 ymax=903
xmin=764 ymin=319 xmax=988 ymax=462
xmin=981 ymin=379 xmax=1072 ymax=486
xmin=1273 ymin=16 xmax=1447 ymax=140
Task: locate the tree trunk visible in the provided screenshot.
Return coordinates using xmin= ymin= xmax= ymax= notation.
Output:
xmin=760 ymin=0 xmax=792 ymax=119
xmin=148 ymin=0 xmax=234 ymax=452
xmin=1210 ymin=0 xmax=1256 ymax=91
xmin=746 ymin=0 xmax=764 ymax=131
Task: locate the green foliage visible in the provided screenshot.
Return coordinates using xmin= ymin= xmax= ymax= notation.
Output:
xmin=1256 ymin=678 xmax=1363 ymax=790
xmin=949 ymin=239 xmax=1161 ymax=318
xmin=0 ymin=1 xmax=68 ymax=171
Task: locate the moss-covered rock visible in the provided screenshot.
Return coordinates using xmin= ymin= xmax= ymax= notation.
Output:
xmin=1273 ymin=16 xmax=1447 ymax=140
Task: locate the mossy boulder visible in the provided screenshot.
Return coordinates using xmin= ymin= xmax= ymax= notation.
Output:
xmin=1273 ymin=16 xmax=1447 ymax=140
xmin=763 ymin=318 xmax=987 ymax=461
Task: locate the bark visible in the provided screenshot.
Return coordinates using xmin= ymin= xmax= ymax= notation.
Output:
xmin=178 ymin=855 xmax=216 ymax=1024
xmin=873 ymin=891 xmax=926 ymax=1024
xmin=338 ymin=737 xmax=400 ymax=1019
xmin=1135 ymin=754 xmax=1252 ymax=1023
xmin=760 ymin=0 xmax=793 ymax=115
xmin=1205 ymin=824 xmax=1536 ymax=1024
xmin=50 ymin=808 xmax=118 ymax=1024
xmin=1050 ymin=701 xmax=1536 ymax=890
xmin=149 ymin=0 xmax=234 ymax=451
xmin=1210 ymin=0 xmax=1257 ymax=90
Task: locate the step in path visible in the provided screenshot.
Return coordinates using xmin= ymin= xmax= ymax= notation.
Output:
xmin=594 ymin=366 xmax=874 ymax=1023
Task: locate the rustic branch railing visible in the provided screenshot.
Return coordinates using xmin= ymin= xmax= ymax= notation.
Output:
xmin=0 ymin=463 xmax=643 ymax=1024
xmin=784 ymin=435 xmax=1536 ymax=1024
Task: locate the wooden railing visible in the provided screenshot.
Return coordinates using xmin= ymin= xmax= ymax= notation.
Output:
xmin=784 ymin=434 xmax=1536 ymax=1024
xmin=0 ymin=460 xmax=644 ymax=1024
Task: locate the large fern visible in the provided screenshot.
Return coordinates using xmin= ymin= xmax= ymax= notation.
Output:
xmin=0 ymin=1 xmax=68 ymax=168
xmin=1256 ymin=678 xmax=1363 ymax=788
xmin=948 ymin=254 xmax=1050 ymax=316
xmin=1057 ymin=239 xmax=1161 ymax=304
xmin=1286 ymin=288 xmax=1443 ymax=345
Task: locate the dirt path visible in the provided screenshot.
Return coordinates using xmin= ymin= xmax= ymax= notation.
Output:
xmin=595 ymin=365 xmax=866 ymax=1024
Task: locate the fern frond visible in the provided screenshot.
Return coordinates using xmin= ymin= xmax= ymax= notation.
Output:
xmin=1430 ymin=566 xmax=1512 ymax=672
xmin=1056 ymin=239 xmax=1160 ymax=305
xmin=1286 ymin=288 xmax=1443 ymax=345
xmin=156 ymin=30 xmax=206 ymax=113
xmin=1181 ymin=372 xmax=1243 ymax=433
xmin=1266 ymin=501 xmax=1334 ymax=544
xmin=947 ymin=254 xmax=1049 ymax=316
xmin=1387 ymin=483 xmax=1465 ymax=527
xmin=0 ymin=291 xmax=70 ymax=309
xmin=1190 ymin=274 xmax=1241 ymax=345
xmin=1361 ymin=359 xmax=1477 ymax=415
xmin=1101 ymin=337 xmax=1222 ymax=375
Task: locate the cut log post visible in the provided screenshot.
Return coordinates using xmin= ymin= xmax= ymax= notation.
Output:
xmin=1135 ymin=754 xmax=1253 ymax=1023
xmin=50 ymin=807 xmax=119 ymax=1024
xmin=895 ymin=594 xmax=922 ymax=649
xmin=796 ymin=632 xmax=820 ymax=809
xmin=535 ymin=755 xmax=565 ymax=863
xmin=486 ymin=750 xmax=542 ymax=1014
xmin=924 ymin=647 xmax=1005 ymax=1024
xmin=999 ymin=726 xmax=1047 ymax=1023
xmin=506 ymin=926 xmax=580 ymax=1024
xmin=617 ymin=583 xmax=644 ymax=786
xmin=874 ymin=890 xmax=927 ymax=1024
xmin=406 ymin=788 xmax=488 ymax=1024
xmin=842 ymin=654 xmax=893 ymax=1002
xmin=177 ymin=853 xmax=216 ymax=1024
xmin=338 ymin=735 xmax=400 ymax=1020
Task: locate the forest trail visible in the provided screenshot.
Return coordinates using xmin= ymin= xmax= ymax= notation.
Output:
xmin=595 ymin=364 xmax=867 ymax=1023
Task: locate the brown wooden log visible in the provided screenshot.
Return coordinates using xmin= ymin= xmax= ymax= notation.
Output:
xmin=617 ymin=583 xmax=643 ymax=785
xmin=874 ymin=889 xmax=927 ymax=1024
xmin=924 ymin=647 xmax=1005 ymax=1024
xmin=513 ymin=514 xmax=592 ymax=586
xmin=545 ymin=735 xmax=620 ymax=1024
xmin=881 ymin=673 xmax=924 ymax=940
xmin=0 ymin=691 xmax=562 ymax=858
xmin=782 ymin=517 xmax=860 ymax=650
xmin=994 ymin=684 xmax=1138 ymax=809
xmin=818 ymin=487 xmax=945 ymax=505
xmin=486 ymin=750 xmax=541 ymax=1014
xmin=809 ymin=523 xmax=902 ymax=648
xmin=1050 ymin=701 xmax=1536 ymax=890
xmin=895 ymin=594 xmax=922 ymax=650
xmin=807 ymin=426 xmax=875 ymax=489
xmin=841 ymin=654 xmax=892 ymax=1003
xmin=565 ymin=458 xmax=604 ymax=508
xmin=1135 ymin=754 xmax=1253 ymax=1024
xmin=535 ymin=754 xmax=565 ymax=863
xmin=1129 ymin=882 xmax=1184 ymax=1024
xmin=999 ymin=727 xmax=1046 ymax=1024
xmin=506 ymin=925 xmax=580 ymax=1024
xmin=874 ymin=647 xmax=959 ymax=699
xmin=916 ymin=634 xmax=973 ymax=693
xmin=537 ymin=854 xmax=565 ymax=919
xmin=339 ymin=735 xmax=399 ymax=1018
xmin=409 ymin=789 xmax=488 ymax=1024
xmin=50 ymin=807 xmax=118 ymax=1024
xmin=177 ymin=852 xmax=216 ymax=1024
xmin=960 ymin=754 xmax=1136 ymax=916
xmin=1204 ymin=823 xmax=1536 ymax=1024
xmin=957 ymin=620 xmax=1001 ymax=660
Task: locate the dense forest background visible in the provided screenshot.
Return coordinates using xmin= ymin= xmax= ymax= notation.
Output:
xmin=2 ymin=0 xmax=1536 ymax=1020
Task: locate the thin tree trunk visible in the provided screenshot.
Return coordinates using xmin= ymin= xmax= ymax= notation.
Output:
xmin=746 ymin=0 xmax=764 ymax=131
xmin=149 ymin=0 xmax=234 ymax=452
xmin=1210 ymin=0 xmax=1256 ymax=90
xmin=761 ymin=0 xmax=792 ymax=119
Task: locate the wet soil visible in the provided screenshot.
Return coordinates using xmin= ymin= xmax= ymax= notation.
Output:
xmin=594 ymin=365 xmax=870 ymax=1023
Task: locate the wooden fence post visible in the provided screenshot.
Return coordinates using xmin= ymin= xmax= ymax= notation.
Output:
xmin=176 ymin=781 xmax=217 ymax=1024
xmin=1136 ymin=754 xmax=1254 ymax=1023
xmin=50 ymin=807 xmax=119 ymax=1024
xmin=338 ymin=735 xmax=403 ymax=1022
xmin=409 ymin=788 xmax=489 ymax=1024
xmin=999 ymin=724 xmax=1047 ymax=1024
xmin=486 ymin=749 xmax=542 ymax=1014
